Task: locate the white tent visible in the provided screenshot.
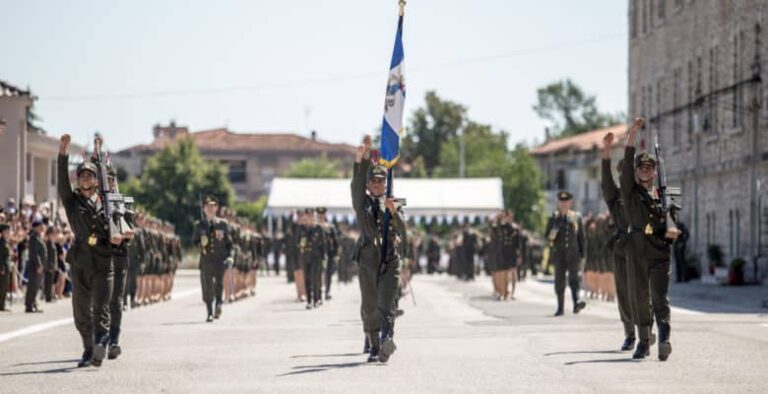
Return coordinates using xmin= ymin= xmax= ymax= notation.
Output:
xmin=266 ymin=177 xmax=504 ymax=217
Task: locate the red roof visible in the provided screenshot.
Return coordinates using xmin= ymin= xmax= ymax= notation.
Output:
xmin=530 ymin=124 xmax=627 ymax=156
xmin=120 ymin=127 xmax=356 ymax=155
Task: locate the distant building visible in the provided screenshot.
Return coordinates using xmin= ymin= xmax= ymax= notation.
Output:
xmin=0 ymin=79 xmax=83 ymax=207
xmin=112 ymin=122 xmax=356 ymax=202
xmin=629 ymin=0 xmax=768 ymax=279
xmin=531 ymin=124 xmax=628 ymax=216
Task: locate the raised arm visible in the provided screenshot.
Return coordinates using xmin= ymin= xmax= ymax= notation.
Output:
xmin=621 ymin=118 xmax=644 ymax=196
xmin=351 ymin=135 xmax=372 ymax=216
xmin=601 ymin=132 xmax=619 ymax=204
xmin=57 ymin=135 xmax=74 ymax=210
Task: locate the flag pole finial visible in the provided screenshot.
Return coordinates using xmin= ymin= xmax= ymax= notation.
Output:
xmin=398 ymin=0 xmax=406 ymax=16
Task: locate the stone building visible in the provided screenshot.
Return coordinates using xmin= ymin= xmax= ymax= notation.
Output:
xmin=531 ymin=124 xmax=628 ymax=217
xmin=112 ymin=122 xmax=356 ymax=202
xmin=629 ymin=0 xmax=768 ymax=279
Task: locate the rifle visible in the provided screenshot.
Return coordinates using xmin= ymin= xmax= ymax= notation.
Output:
xmin=93 ymin=134 xmax=132 ymax=239
xmin=652 ymin=130 xmax=669 ymax=215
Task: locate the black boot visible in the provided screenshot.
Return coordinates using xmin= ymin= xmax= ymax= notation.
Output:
xmin=621 ymin=337 xmax=636 ymax=351
xmin=108 ymin=344 xmax=122 ymax=360
xmin=92 ymin=336 xmax=108 ymax=367
xmin=657 ymin=323 xmax=672 ymax=361
xmin=366 ymin=332 xmax=380 ymax=363
xmin=214 ymin=302 xmax=222 ymax=319
xmin=632 ymin=341 xmax=650 ymax=359
xmin=77 ymin=349 xmax=93 ymax=368
xmin=554 ymin=293 xmax=565 ymax=316
xmin=206 ymin=302 xmax=214 ymax=322
xmin=363 ymin=335 xmax=371 ymax=354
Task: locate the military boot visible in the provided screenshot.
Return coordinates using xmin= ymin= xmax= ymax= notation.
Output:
xmin=657 ymin=323 xmax=672 ymax=361
xmin=77 ymin=349 xmax=93 ymax=368
xmin=554 ymin=293 xmax=565 ymax=316
xmin=379 ymin=323 xmax=397 ymax=363
xmin=633 ymin=326 xmax=652 ymax=359
xmin=92 ymin=336 xmax=109 ymax=367
xmin=206 ymin=302 xmax=214 ymax=322
xmin=363 ymin=335 xmax=371 ymax=354
xmin=621 ymin=337 xmax=636 ymax=351
xmin=366 ymin=332 xmax=380 ymax=363
xmin=214 ymin=302 xmax=222 ymax=319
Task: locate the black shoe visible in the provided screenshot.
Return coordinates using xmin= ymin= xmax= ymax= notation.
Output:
xmin=658 ymin=341 xmax=672 ymax=361
xmin=92 ymin=341 xmax=107 ymax=367
xmin=305 ymin=303 xmax=313 ymax=310
xmin=632 ymin=341 xmax=650 ymax=359
xmin=553 ymin=309 xmax=564 ymax=317
xmin=108 ymin=344 xmax=122 ymax=360
xmin=363 ymin=337 xmax=371 ymax=354
xmin=379 ymin=338 xmax=397 ymax=363
xmin=77 ymin=350 xmax=93 ymax=368
xmin=621 ymin=337 xmax=636 ymax=351
xmin=573 ymin=301 xmax=586 ymax=314
xmin=214 ymin=304 xmax=222 ymax=319
xmin=367 ymin=347 xmax=380 ymax=363
xmin=206 ymin=315 xmax=214 ymax=322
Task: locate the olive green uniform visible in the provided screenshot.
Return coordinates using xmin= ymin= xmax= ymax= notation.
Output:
xmin=351 ymin=159 xmax=405 ymax=347
xmin=26 ymin=231 xmax=46 ymax=310
xmin=544 ymin=209 xmax=586 ymax=314
xmin=620 ymin=147 xmax=673 ymax=351
xmin=58 ymin=153 xmax=115 ymax=352
xmin=602 ymin=157 xmax=635 ymax=340
xmin=192 ymin=218 xmax=233 ymax=317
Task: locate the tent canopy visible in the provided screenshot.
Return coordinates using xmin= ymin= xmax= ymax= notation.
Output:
xmin=266 ymin=177 xmax=504 ymax=217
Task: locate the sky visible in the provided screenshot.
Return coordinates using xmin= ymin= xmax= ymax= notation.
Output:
xmin=1 ymin=0 xmax=628 ymax=152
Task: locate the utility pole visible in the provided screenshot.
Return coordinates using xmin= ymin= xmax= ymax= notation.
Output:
xmin=459 ymin=123 xmax=466 ymax=178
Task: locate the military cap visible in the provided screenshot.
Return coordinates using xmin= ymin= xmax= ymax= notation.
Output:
xmin=0 ymin=223 xmax=9 ymax=232
xmin=204 ymin=196 xmax=219 ymax=205
xmin=76 ymin=161 xmax=98 ymax=177
xmin=635 ymin=151 xmax=657 ymax=168
xmin=368 ymin=164 xmax=388 ymax=180
xmin=316 ymin=207 xmax=327 ymax=214
xmin=557 ymin=191 xmax=573 ymax=201
xmin=31 ymin=220 xmax=44 ymax=228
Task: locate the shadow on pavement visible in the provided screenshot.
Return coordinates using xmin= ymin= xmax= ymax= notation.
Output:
xmin=564 ymin=358 xmax=640 ymax=366
xmin=290 ymin=353 xmax=362 ymax=359
xmin=278 ymin=361 xmax=371 ymax=376
xmin=544 ymin=350 xmax=622 ymax=356
xmin=0 ymin=365 xmax=85 ymax=376
xmin=12 ymin=359 xmax=79 ymax=367
xmin=160 ymin=321 xmax=208 ymax=326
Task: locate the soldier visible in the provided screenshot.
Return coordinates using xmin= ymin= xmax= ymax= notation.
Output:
xmin=497 ymin=211 xmax=522 ymax=300
xmin=26 ymin=220 xmax=47 ymax=313
xmin=302 ymin=209 xmax=326 ymax=309
xmin=0 ymin=223 xmax=12 ymax=312
xmin=621 ymin=118 xmax=680 ymax=361
xmin=601 ymin=131 xmax=637 ymax=351
xmin=425 ymin=235 xmax=441 ymax=275
xmin=192 ymin=196 xmax=233 ymax=322
xmin=317 ymin=207 xmax=338 ymax=301
xmin=44 ymin=226 xmax=58 ymax=303
xmin=351 ymin=135 xmax=406 ymax=363
xmin=59 ymin=134 xmax=124 ymax=368
xmin=545 ymin=191 xmax=587 ymax=316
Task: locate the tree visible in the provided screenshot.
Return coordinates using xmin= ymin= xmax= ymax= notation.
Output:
xmin=434 ymin=122 xmax=545 ymax=231
xmin=402 ymin=91 xmax=467 ymax=176
xmin=285 ymin=154 xmax=343 ymax=178
xmin=234 ymin=195 xmax=268 ymax=228
xmin=125 ymin=138 xmax=235 ymax=245
xmin=533 ymin=79 xmax=624 ymax=138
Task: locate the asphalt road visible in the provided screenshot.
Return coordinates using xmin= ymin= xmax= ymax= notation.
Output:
xmin=1 ymin=270 xmax=766 ymax=393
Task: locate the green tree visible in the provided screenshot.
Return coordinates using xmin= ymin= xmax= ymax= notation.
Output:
xmin=434 ymin=122 xmax=544 ymax=231
xmin=234 ymin=195 xmax=268 ymax=228
xmin=402 ymin=91 xmax=467 ymax=176
xmin=285 ymin=154 xmax=343 ymax=178
xmin=127 ymin=138 xmax=235 ymax=244
xmin=533 ymin=79 xmax=624 ymax=138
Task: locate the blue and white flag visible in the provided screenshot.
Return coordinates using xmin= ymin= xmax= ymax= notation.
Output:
xmin=379 ymin=13 xmax=405 ymax=168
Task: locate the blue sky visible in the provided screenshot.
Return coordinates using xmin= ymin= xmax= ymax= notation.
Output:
xmin=1 ymin=0 xmax=628 ymax=152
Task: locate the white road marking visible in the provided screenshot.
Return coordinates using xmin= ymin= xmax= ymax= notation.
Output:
xmin=0 ymin=318 xmax=74 ymax=344
xmin=0 ymin=287 xmax=200 ymax=344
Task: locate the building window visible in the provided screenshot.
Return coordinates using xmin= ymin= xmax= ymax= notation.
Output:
xmin=223 ymin=160 xmax=247 ymax=184
xmin=50 ymin=159 xmax=57 ymax=186
xmin=26 ymin=153 xmax=32 ymax=182
xmin=658 ymin=0 xmax=665 ymax=19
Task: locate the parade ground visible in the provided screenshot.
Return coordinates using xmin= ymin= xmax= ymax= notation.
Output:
xmin=1 ymin=270 xmax=766 ymax=393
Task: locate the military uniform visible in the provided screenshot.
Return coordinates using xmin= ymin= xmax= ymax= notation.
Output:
xmin=26 ymin=226 xmax=46 ymax=312
xmin=58 ymin=154 xmax=115 ymax=367
xmin=620 ymin=148 xmax=674 ymax=361
xmin=192 ymin=198 xmax=233 ymax=322
xmin=602 ymin=156 xmax=636 ymax=349
xmin=544 ymin=192 xmax=586 ymax=316
xmin=44 ymin=233 xmax=57 ymax=302
xmin=319 ymin=208 xmax=339 ymax=300
xmin=0 ymin=226 xmax=12 ymax=311
xmin=351 ymin=159 xmax=405 ymax=363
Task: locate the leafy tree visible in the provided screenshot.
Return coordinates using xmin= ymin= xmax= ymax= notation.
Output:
xmin=533 ymin=79 xmax=624 ymax=138
xmin=285 ymin=154 xmax=343 ymax=178
xmin=401 ymin=91 xmax=466 ymax=176
xmin=234 ymin=195 xmax=268 ymax=227
xmin=126 ymin=138 xmax=235 ymax=244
